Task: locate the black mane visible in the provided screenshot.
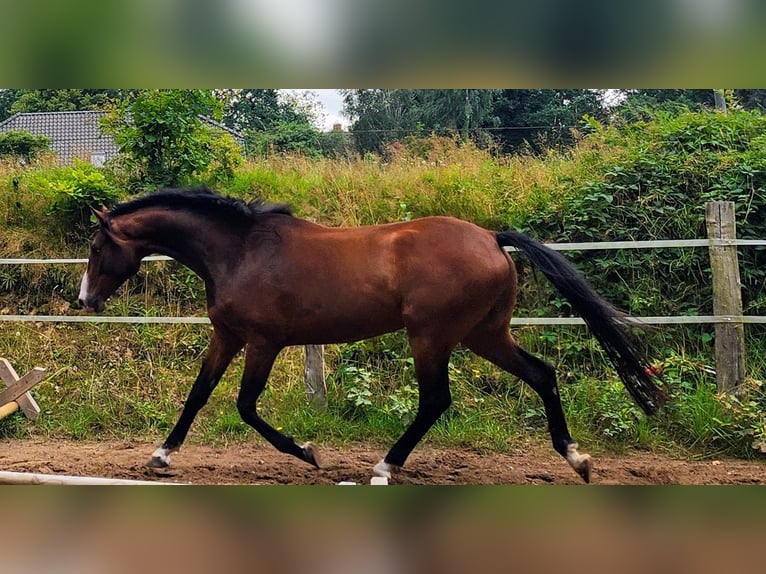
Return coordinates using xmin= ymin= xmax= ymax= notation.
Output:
xmin=108 ymin=187 xmax=293 ymax=224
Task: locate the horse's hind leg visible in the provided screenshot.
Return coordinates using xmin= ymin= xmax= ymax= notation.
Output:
xmin=463 ymin=328 xmax=592 ymax=483
xmin=374 ymin=334 xmax=453 ymax=479
xmin=148 ymin=328 xmax=244 ymax=468
xmin=236 ymin=341 xmax=321 ymax=468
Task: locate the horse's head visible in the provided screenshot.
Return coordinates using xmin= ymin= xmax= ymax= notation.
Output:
xmin=78 ymin=207 xmax=143 ymax=312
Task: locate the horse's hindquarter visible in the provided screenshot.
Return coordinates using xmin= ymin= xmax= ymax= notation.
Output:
xmin=391 ymin=218 xmax=515 ymax=334
xmin=220 ymin=217 xmax=513 ymax=345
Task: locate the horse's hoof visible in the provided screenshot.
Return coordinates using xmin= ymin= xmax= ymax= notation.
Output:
xmin=146 ymin=456 xmax=170 ymax=469
xmin=373 ymin=459 xmax=400 ymax=479
xmin=566 ymin=443 xmax=592 ymax=484
xmin=302 ymin=442 xmax=322 ymax=469
xmin=147 ymin=446 xmax=173 ymax=469
xmin=574 ymin=455 xmax=592 ymax=484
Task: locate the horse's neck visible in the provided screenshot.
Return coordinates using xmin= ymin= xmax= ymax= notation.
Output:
xmin=115 ymin=209 xmax=240 ymax=282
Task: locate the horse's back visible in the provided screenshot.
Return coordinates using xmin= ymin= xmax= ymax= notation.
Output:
xmin=228 ymin=215 xmax=516 ymax=344
xmin=281 ymin=215 xmax=510 ymax=284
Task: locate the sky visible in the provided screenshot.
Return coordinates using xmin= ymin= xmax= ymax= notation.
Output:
xmin=298 ymin=89 xmax=348 ymax=131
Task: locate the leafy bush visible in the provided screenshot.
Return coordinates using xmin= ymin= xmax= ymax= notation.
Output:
xmin=246 ymin=120 xmax=323 ymax=158
xmin=36 ymin=160 xmax=119 ymax=230
xmin=0 ymin=130 xmax=51 ymax=161
xmin=518 ymin=108 xmax=766 ymax=331
xmin=198 ymin=126 xmax=242 ymax=184
xmin=100 ymin=90 xmax=227 ymax=190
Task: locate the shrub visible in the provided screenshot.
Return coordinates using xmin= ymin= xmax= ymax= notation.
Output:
xmin=36 ymin=160 xmax=120 ymax=231
xmin=0 ymin=130 xmax=51 ymax=161
xmin=100 ymin=90 xmax=226 ymax=190
xmin=246 ymin=120 xmax=323 ymax=158
xmin=518 ymin=108 xmax=766 ymax=330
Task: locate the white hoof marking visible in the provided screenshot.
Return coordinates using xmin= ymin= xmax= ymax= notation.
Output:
xmin=565 ymin=443 xmax=592 ymax=476
xmin=151 ymin=447 xmax=173 ymax=466
xmin=373 ymin=459 xmax=399 ymax=478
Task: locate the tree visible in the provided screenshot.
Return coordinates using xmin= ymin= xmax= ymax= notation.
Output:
xmin=9 ymin=89 xmax=123 ymax=114
xmin=342 ymin=89 xmax=500 ymax=155
xmin=101 ymin=90 xmax=226 ymax=189
xmin=611 ymin=90 xmax=716 ymax=122
xmin=248 ymin=121 xmax=323 ymax=157
xmin=492 ymin=90 xmax=607 ymax=152
xmin=0 ymin=89 xmax=23 ymax=121
xmin=216 ymin=89 xmax=324 ymax=157
xmin=417 ymin=89 xmax=500 ymax=140
xmin=342 ymin=89 xmax=604 ymax=155
xmin=217 ymin=89 xmax=286 ymax=132
xmin=733 ymin=90 xmax=766 ymax=111
xmin=342 ymin=89 xmax=422 ymax=155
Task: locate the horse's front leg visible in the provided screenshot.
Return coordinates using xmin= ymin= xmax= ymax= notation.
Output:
xmin=148 ymin=328 xmax=244 ymax=468
xmin=236 ymin=341 xmax=322 ymax=468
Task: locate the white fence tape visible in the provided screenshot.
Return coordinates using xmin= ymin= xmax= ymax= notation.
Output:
xmin=2 ymin=238 xmax=765 ymax=327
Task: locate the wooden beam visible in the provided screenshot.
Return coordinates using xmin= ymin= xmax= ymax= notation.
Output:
xmin=706 ymin=201 xmax=746 ymax=394
xmin=0 ymin=401 xmax=19 ymax=420
xmin=0 ymin=367 xmax=45 ymax=408
xmin=304 ymin=345 xmax=327 ymax=410
xmin=0 ymin=358 xmax=42 ymax=419
xmin=0 ymin=470 xmax=182 ymax=485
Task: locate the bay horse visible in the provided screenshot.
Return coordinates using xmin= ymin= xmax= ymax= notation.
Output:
xmin=78 ymin=187 xmax=665 ymax=483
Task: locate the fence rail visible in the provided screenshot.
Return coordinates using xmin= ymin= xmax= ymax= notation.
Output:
xmin=3 ymin=238 xmax=766 ymax=265
xmin=2 ymin=314 xmax=766 ymax=326
xmin=2 ymin=238 xmax=765 ymax=326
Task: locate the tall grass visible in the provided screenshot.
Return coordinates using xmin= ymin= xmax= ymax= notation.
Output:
xmin=224 ymin=135 xmax=622 ymax=230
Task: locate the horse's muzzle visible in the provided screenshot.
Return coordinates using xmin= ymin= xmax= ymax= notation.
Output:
xmin=78 ymin=296 xmax=105 ymax=313
xmin=78 ymin=273 xmax=105 ymax=313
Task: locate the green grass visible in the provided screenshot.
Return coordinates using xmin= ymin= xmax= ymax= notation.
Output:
xmin=1 ymin=318 xmax=764 ymax=461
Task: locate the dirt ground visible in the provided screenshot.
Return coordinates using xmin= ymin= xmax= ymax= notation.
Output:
xmin=1 ymin=438 xmax=765 ymax=484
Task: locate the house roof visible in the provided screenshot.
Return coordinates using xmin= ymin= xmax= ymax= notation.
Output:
xmin=0 ymin=110 xmax=118 ymax=165
xmin=0 ymin=110 xmax=246 ymax=165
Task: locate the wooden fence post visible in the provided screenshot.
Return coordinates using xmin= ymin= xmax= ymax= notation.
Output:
xmin=705 ymin=201 xmax=745 ymax=394
xmin=304 ymin=345 xmax=327 ymax=410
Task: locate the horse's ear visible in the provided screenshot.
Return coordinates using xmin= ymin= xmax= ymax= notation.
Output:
xmin=91 ymin=206 xmax=110 ymax=230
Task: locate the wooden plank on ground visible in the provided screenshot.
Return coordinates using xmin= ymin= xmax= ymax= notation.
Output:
xmin=0 ymin=358 xmax=42 ymax=419
xmin=0 ymin=367 xmax=45 ymax=409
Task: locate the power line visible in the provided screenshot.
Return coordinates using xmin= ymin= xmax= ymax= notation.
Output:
xmin=342 ymin=125 xmax=576 ymax=134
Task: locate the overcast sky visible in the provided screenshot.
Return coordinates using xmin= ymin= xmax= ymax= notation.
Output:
xmin=309 ymin=89 xmax=347 ymax=130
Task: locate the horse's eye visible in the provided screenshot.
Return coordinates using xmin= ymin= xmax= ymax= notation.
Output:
xmin=92 ymin=246 xmax=101 ymax=255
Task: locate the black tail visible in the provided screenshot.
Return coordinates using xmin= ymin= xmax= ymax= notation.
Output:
xmin=496 ymin=230 xmax=666 ymax=415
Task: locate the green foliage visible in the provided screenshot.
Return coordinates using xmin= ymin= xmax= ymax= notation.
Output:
xmin=8 ymin=89 xmax=122 ymax=114
xmin=218 ymin=89 xmax=309 ymax=132
xmin=31 ymin=160 xmax=119 ymax=231
xmin=327 ymin=336 xmax=419 ymax=426
xmin=0 ymin=89 xmax=23 ymax=121
xmin=197 ymin=127 xmax=242 ymax=183
xmin=613 ymin=89 xmax=715 ymax=123
xmin=518 ymin=109 xmax=766 ymax=336
xmin=0 ymin=130 xmax=51 ymax=161
xmin=100 ymin=89 xmax=226 ymax=189
xmin=247 ymin=120 xmax=323 ymax=158
xmin=343 ymin=89 xmax=611 ymax=155
xmin=492 ymin=89 xmax=607 ymax=152
xmin=343 ymin=89 xmax=501 ymax=155
xmin=655 ymin=355 xmax=766 ymax=456
xmin=318 ymin=129 xmax=354 ymax=159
